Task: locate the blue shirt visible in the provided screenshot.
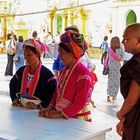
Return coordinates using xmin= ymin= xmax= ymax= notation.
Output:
xmin=52 ymin=54 xmax=65 ymax=71
xmin=102 ymin=41 xmax=109 ymax=52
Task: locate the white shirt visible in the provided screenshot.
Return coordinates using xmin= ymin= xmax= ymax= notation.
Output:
xmin=124 ymin=52 xmax=133 ymax=61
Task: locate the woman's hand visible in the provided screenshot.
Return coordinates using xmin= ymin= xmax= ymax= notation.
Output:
xmin=38 ymin=105 xmax=53 ymax=117
xmin=116 ymin=119 xmax=124 ymax=137
xmin=45 ymin=111 xmax=64 ymax=119
xmin=12 ymin=99 xmax=22 ymax=107
xmin=39 ymin=109 xmax=64 ymax=119
xmin=26 ymin=102 xmax=37 ymax=109
xmin=38 ymin=109 xmax=49 ymax=117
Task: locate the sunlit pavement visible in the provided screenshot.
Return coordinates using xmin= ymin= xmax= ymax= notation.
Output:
xmin=0 ymin=54 xmax=123 ymax=140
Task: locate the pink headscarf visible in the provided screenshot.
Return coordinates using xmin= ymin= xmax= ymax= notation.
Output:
xmin=23 ymin=39 xmax=49 ymax=56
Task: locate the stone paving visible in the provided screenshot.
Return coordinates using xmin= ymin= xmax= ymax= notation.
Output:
xmin=0 ymin=54 xmax=123 ymax=140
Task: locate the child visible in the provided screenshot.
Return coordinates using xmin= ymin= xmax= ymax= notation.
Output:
xmin=91 ymin=65 xmax=98 ymax=85
xmin=100 ymin=36 xmax=109 ymax=64
xmin=116 ymin=23 xmax=140 ymax=139
xmin=90 ymin=65 xmax=98 ymax=108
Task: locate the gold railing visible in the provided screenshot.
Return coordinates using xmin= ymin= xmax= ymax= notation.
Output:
xmin=87 ymin=48 xmax=102 ymax=59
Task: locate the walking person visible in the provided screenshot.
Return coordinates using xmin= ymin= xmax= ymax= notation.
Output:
xmin=14 ymin=35 xmax=25 ymax=71
xmin=116 ymin=23 xmax=140 ymax=140
xmin=100 ymin=36 xmax=109 ymax=64
xmin=5 ymin=33 xmax=16 ymax=76
xmin=106 ymin=36 xmax=123 ymax=101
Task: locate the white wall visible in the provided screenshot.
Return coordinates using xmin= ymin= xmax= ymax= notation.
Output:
xmin=115 ymin=5 xmax=140 ymax=41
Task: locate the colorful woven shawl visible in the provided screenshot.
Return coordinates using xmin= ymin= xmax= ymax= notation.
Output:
xmin=20 ymin=63 xmax=42 ymax=97
xmin=60 ymin=30 xmax=85 ymax=59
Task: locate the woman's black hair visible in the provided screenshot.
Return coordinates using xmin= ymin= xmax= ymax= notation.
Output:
xmin=14 ymin=35 xmax=17 ymax=41
xmin=59 ymin=42 xmax=71 ymax=53
xmin=32 ymin=31 xmax=38 ymax=38
xmin=7 ymin=33 xmax=11 ymax=40
xmin=18 ymin=36 xmax=24 ymax=43
xmin=25 ymin=45 xmax=38 ymax=54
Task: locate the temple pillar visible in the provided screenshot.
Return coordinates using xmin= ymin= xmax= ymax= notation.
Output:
xmin=50 ymin=13 xmax=54 ymax=35
xmin=69 ymin=9 xmax=74 ymax=25
xmin=63 ymin=10 xmax=68 ymax=29
xmin=49 ymin=7 xmax=57 ymax=36
xmin=0 ymin=15 xmax=15 ymax=53
xmin=0 ymin=16 xmax=7 ymax=42
xmin=79 ymin=8 xmax=89 ymax=37
xmin=15 ymin=20 xmax=28 ymax=40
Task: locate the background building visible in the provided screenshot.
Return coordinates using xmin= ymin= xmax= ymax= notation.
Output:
xmin=0 ymin=0 xmax=140 ymax=55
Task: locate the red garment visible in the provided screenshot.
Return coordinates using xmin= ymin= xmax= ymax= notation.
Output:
xmin=20 ymin=63 xmax=42 ymax=97
xmin=50 ymin=60 xmax=92 ymax=121
xmin=91 ymin=71 xmax=98 ymax=88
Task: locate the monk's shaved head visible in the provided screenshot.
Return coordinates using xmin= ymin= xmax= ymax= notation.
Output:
xmin=125 ymin=23 xmax=140 ymax=38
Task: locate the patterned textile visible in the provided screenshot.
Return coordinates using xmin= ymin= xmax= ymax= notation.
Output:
xmin=10 ymin=65 xmax=57 ymax=108
xmin=23 ymin=39 xmax=49 ymax=56
xmin=75 ymin=103 xmax=92 ymax=122
xmin=107 ymin=47 xmax=123 ymax=97
xmin=60 ymin=30 xmax=85 ymax=59
xmin=20 ymin=63 xmax=42 ymax=97
xmin=65 ymin=25 xmax=88 ymax=52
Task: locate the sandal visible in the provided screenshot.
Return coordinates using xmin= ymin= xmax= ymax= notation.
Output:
xmin=112 ymin=97 xmax=117 ymax=100
xmin=107 ymin=96 xmax=111 ymax=102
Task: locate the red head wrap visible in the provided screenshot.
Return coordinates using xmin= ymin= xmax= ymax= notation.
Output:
xmin=60 ymin=30 xmax=86 ymax=59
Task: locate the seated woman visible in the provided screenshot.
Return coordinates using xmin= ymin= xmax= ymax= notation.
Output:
xmin=39 ymin=30 xmax=93 ymax=122
xmin=10 ymin=39 xmax=57 ymax=109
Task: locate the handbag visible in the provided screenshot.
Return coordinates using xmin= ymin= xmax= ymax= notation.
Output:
xmin=13 ymin=55 xmax=20 ymax=61
xmin=7 ymin=41 xmax=16 ymax=55
xmin=7 ymin=45 xmax=14 ymax=55
xmin=102 ymin=66 xmax=109 ymax=75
